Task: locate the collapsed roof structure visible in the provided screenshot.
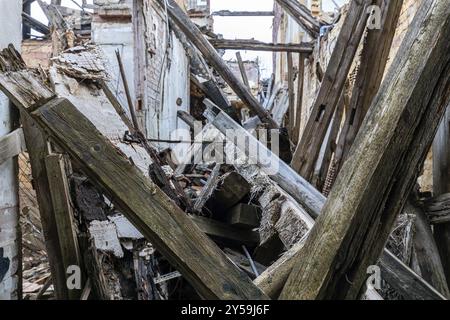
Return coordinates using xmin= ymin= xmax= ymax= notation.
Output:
xmin=0 ymin=0 xmax=449 ymax=300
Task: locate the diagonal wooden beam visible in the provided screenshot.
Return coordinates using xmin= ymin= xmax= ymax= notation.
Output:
xmin=160 ymin=0 xmax=279 ymax=129
xmin=291 ymin=0 xmax=374 ymax=182
xmin=208 ymin=38 xmax=314 ymax=53
xmin=280 ymin=0 xmax=450 ymax=299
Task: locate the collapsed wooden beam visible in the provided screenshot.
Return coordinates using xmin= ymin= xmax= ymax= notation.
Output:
xmin=203 ymin=99 xmax=447 ymax=300
xmin=35 ymin=98 xmax=268 ymax=300
xmin=274 ymin=0 xmax=322 ymax=39
xmin=160 ymin=0 xmax=279 ymax=129
xmin=280 ymin=0 xmax=450 ymax=299
xmin=22 ymin=12 xmax=50 ymax=36
xmin=208 ymin=39 xmax=314 ymax=53
xmin=0 ymin=50 xmax=268 ymax=300
xmin=291 ymin=0 xmax=373 ymax=181
xmin=211 ymin=11 xmax=274 ymax=17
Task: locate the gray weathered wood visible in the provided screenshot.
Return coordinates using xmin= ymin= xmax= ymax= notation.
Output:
xmin=0 ymin=128 xmax=25 ymax=166
xmin=236 ymin=52 xmax=250 ymax=89
xmin=333 ymin=0 xmax=404 ymax=175
xmin=291 ymin=0 xmax=373 ymax=181
xmin=31 ymin=97 xmax=268 ymax=300
xmin=280 ymin=0 xmax=450 ymax=299
xmin=45 ymin=153 xmax=83 ymax=300
xmin=407 ymin=202 xmax=450 ymax=298
xmin=209 ymin=39 xmax=314 ymax=53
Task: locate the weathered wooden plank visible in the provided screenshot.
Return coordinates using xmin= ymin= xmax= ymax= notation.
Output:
xmin=0 ymin=128 xmax=25 ymax=166
xmin=407 ymin=202 xmax=450 ymax=297
xmin=292 ymin=54 xmax=305 ymax=145
xmin=20 ymin=112 xmax=68 ymax=299
xmin=45 ymin=154 xmax=83 ymax=300
xmin=333 ymin=0 xmax=404 ymax=175
xmin=432 ymin=107 xmax=450 ymax=287
xmin=280 ymin=0 xmax=450 ymax=299
xmin=161 ymin=0 xmax=278 ymax=129
xmin=204 ymin=99 xmax=441 ymax=299
xmin=191 ymin=216 xmax=260 ymax=247
xmin=379 ymin=250 xmax=446 ymax=300
xmin=236 ymin=52 xmax=250 ymax=89
xmin=194 ymin=164 xmax=221 ymax=213
xmin=291 ymin=0 xmax=373 ymax=181
xmin=31 ymin=97 xmax=268 ymax=300
xmin=287 ymin=52 xmax=295 ymax=138
xmin=209 ymin=39 xmax=314 ymax=53
xmin=22 ymin=12 xmax=50 ymax=36
xmin=211 ymin=11 xmax=274 ymax=17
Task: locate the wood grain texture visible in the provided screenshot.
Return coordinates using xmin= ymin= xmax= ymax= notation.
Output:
xmin=280 ymin=0 xmax=450 ymax=299
xmin=291 ymin=0 xmax=373 ymax=181
xmin=209 ymin=39 xmax=314 ymax=53
xmin=32 ymin=97 xmax=268 ymax=300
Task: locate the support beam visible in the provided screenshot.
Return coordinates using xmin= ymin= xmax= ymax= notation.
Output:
xmin=287 ymin=52 xmax=295 ymax=138
xmin=208 ymin=39 xmax=314 ymax=53
xmin=235 ymin=52 xmax=250 ymax=89
xmin=45 ymin=154 xmax=83 ymax=300
xmin=211 ymin=11 xmax=274 ymax=17
xmin=407 ymin=202 xmax=450 ymax=297
xmin=160 ymin=0 xmax=278 ymax=129
xmin=291 ymin=0 xmax=373 ymax=181
xmin=433 ymin=107 xmax=450 ymax=288
xmin=0 ymin=128 xmax=25 ymax=166
xmin=280 ymin=0 xmax=450 ymax=299
xmin=274 ymin=0 xmax=322 ymax=39
xmin=22 ymin=12 xmax=50 ymax=36
xmin=204 ymin=100 xmax=444 ymax=300
xmin=333 ymin=0 xmax=404 ymax=175
xmin=292 ymin=54 xmax=305 ymax=144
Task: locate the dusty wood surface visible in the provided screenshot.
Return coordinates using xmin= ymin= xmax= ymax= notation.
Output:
xmin=407 ymin=202 xmax=450 ymax=298
xmin=236 ymin=52 xmax=250 ymax=89
xmin=45 ymin=154 xmax=82 ymax=300
xmin=0 ymin=128 xmax=25 ymax=166
xmin=432 ymin=107 xmax=450 ymax=287
xmin=31 ymin=97 xmax=268 ymax=300
xmin=209 ymin=39 xmax=314 ymax=53
xmin=280 ymin=0 xmax=450 ymax=299
xmin=333 ymin=0 xmax=404 ymax=174
xmin=291 ymin=0 xmax=373 ymax=181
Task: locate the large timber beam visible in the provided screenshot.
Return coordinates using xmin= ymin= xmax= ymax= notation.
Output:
xmin=332 ymin=0 xmax=404 ymax=177
xmin=291 ymin=0 xmax=374 ymax=181
xmin=208 ymin=39 xmax=314 ymax=53
xmin=203 ymin=99 xmax=446 ymax=300
xmin=0 ymin=48 xmax=268 ymax=301
xmin=159 ymin=0 xmax=279 ymax=129
xmin=280 ymin=0 xmax=450 ymax=299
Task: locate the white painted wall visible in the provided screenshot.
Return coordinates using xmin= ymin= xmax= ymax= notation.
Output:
xmin=0 ymin=0 xmax=22 ymax=300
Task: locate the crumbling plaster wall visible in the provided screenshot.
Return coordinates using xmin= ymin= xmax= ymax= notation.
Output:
xmin=0 ymin=0 xmax=22 ymax=300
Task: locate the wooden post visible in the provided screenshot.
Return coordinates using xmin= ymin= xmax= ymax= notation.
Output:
xmin=45 ymin=153 xmax=83 ymax=300
xmin=204 ymin=99 xmax=444 ymax=300
xmin=407 ymin=202 xmax=450 ymax=297
xmin=287 ymin=52 xmax=295 ymax=138
xmin=279 ymin=0 xmax=450 ymax=299
xmin=20 ymin=112 xmax=69 ymax=299
xmin=236 ymin=52 xmax=250 ymax=89
xmin=292 ymin=54 xmax=305 ymax=145
xmin=160 ymin=0 xmax=279 ymax=129
xmin=291 ymin=0 xmax=373 ymax=181
xmin=433 ymin=107 xmax=450 ymax=287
